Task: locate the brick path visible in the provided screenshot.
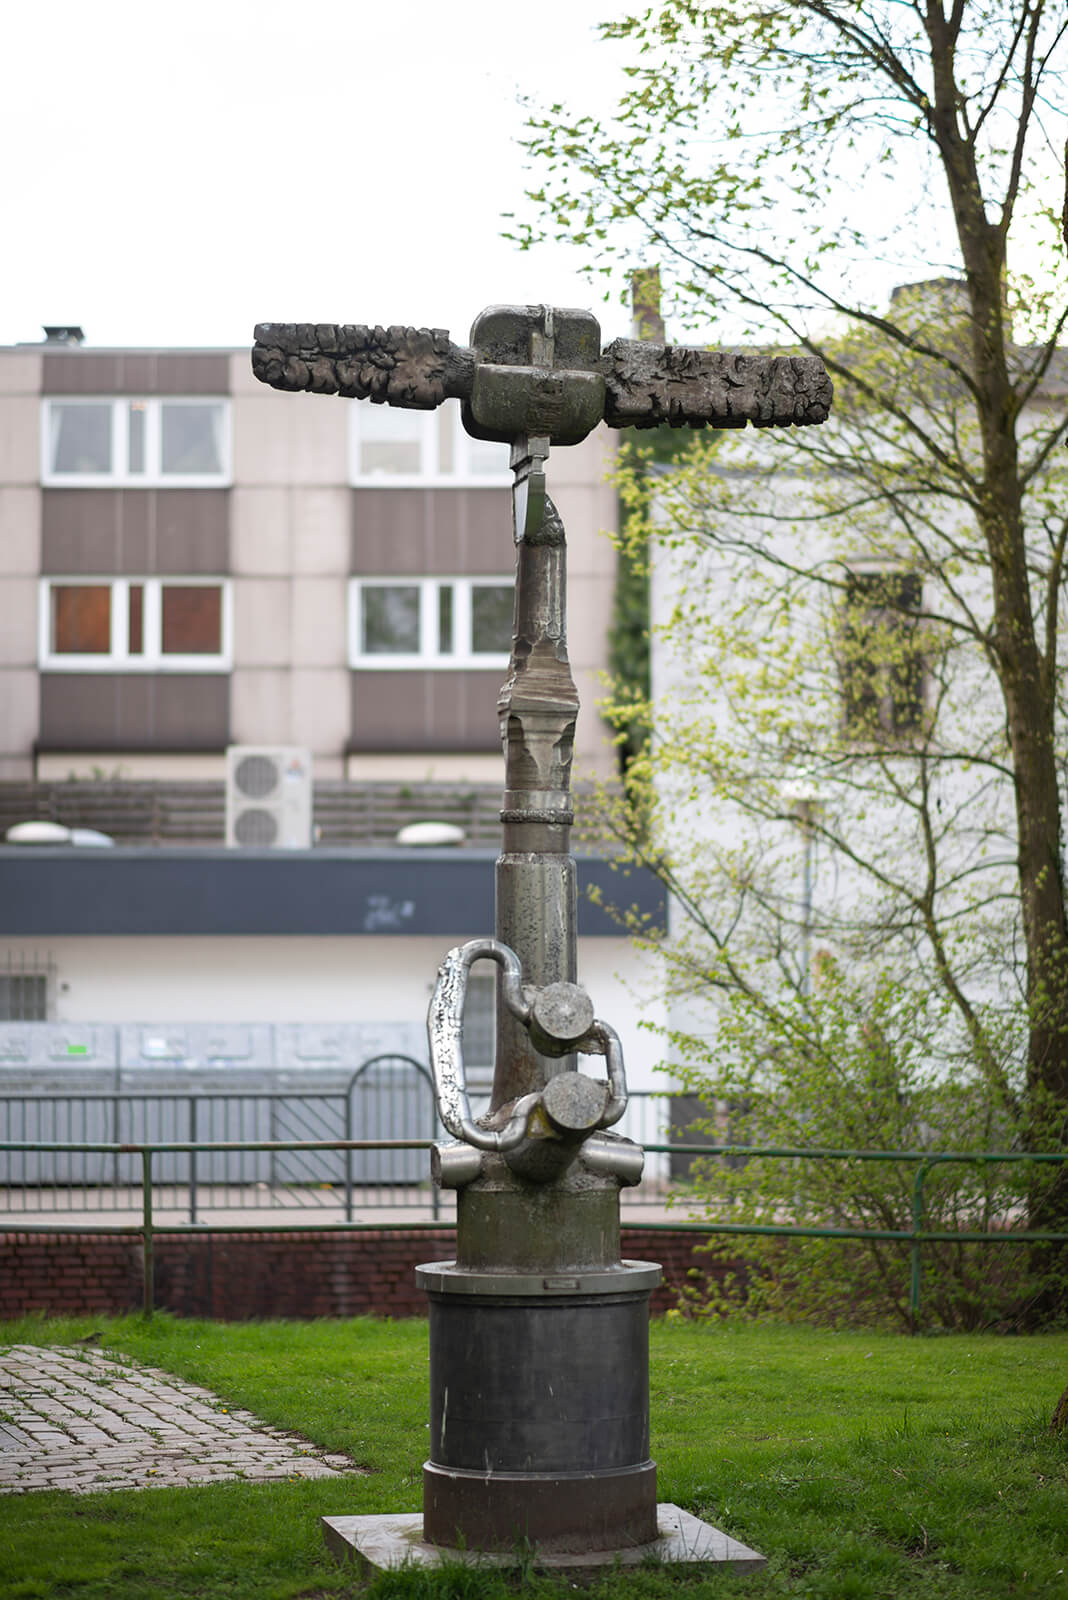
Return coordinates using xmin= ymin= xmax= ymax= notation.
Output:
xmin=0 ymin=1344 xmax=363 ymax=1494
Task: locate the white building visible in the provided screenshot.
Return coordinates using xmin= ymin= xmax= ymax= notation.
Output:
xmin=644 ymin=284 xmax=1067 ymax=1124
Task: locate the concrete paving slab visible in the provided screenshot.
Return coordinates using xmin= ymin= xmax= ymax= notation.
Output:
xmin=0 ymin=1344 xmax=366 ymax=1495
xmin=322 ymin=1503 xmax=766 ymax=1576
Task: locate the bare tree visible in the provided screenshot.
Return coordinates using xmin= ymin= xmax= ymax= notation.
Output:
xmin=514 ymin=2 xmax=1068 ymax=1309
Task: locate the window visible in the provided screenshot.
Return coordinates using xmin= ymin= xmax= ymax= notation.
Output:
xmin=39 ymin=578 xmax=232 ymax=671
xmin=42 ymin=398 xmax=230 ymax=485
xmin=349 ymin=578 xmax=512 ymax=668
xmin=0 ymin=954 xmax=52 ymax=1021
xmin=840 ymin=571 xmax=925 ymax=740
xmin=0 ymin=975 xmax=48 ymax=1020
xmin=350 ymin=398 xmax=510 ymax=485
xmin=357 ymin=404 xmax=424 ymax=477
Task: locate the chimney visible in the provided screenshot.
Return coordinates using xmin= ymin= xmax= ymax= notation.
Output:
xmin=889 ymin=278 xmax=969 ymax=325
xmin=630 ymin=267 xmax=664 ymax=343
xmin=42 ymin=326 xmax=85 ymax=347
xmin=889 ymin=275 xmax=1012 ymax=347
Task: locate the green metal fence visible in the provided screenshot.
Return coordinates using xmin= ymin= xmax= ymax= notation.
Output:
xmin=2 ymin=1137 xmax=1065 ymax=1323
xmin=0 ymin=1085 xmax=675 ymax=1214
xmin=643 ymin=1142 xmax=1068 ymax=1326
xmin=1 ymin=1138 xmax=443 ymax=1318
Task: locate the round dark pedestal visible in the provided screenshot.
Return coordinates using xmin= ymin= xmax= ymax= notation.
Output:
xmin=417 ymin=1261 xmax=660 ymax=1553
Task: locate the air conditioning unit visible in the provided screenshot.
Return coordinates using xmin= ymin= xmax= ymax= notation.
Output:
xmin=225 ymin=746 xmax=313 ymax=849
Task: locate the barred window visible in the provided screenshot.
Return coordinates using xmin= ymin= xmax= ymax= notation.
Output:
xmin=0 ymin=956 xmax=52 ymax=1021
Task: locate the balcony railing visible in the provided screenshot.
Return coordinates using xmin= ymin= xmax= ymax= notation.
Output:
xmin=0 ymin=777 xmax=511 ymax=851
xmin=0 ymin=779 xmax=515 ymax=848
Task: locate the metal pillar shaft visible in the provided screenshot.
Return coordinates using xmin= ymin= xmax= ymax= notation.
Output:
xmin=420 ymin=425 xmax=658 ymax=1554
xmin=493 ymin=496 xmax=580 ymax=1108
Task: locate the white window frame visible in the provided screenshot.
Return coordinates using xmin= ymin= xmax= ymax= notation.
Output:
xmin=348 ymin=398 xmax=511 ymax=487
xmin=348 ymin=577 xmax=513 ymax=669
xmin=38 ymin=577 xmax=233 ymax=672
xmin=41 ymin=397 xmax=232 ymax=487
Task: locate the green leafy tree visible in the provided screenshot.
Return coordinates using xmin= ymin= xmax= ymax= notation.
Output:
xmin=606 ymin=424 xmax=693 ymax=777
xmin=513 ymin=1 xmax=1068 ymax=1321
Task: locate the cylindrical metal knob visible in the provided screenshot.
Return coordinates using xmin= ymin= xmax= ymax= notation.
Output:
xmin=528 ymin=981 xmax=596 ymax=1058
xmin=541 ymin=1072 xmax=607 ymax=1136
xmin=581 ymin=1135 xmax=646 ymax=1188
xmin=431 ymin=1141 xmax=484 ymax=1190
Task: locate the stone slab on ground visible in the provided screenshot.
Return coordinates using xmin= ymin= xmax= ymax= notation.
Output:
xmin=0 ymin=1344 xmax=364 ymax=1495
xmin=322 ymin=1504 xmax=766 ymax=1575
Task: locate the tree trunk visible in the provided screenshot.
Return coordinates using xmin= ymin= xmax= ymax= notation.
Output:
xmin=1051 ymin=1382 xmax=1068 ymax=1434
xmin=948 ymin=157 xmax=1068 ymax=1313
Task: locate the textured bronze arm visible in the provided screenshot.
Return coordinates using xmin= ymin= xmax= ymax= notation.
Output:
xmin=252 ymin=319 xmax=832 ymax=432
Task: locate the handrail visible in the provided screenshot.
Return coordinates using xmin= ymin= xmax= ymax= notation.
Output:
xmin=643 ymin=1141 xmax=1068 ymax=1328
xmin=0 ymin=1137 xmax=443 ymax=1320
xmin=643 ymin=1142 xmax=1067 ymax=1163
xmin=1 ymin=1139 xmax=436 ymax=1153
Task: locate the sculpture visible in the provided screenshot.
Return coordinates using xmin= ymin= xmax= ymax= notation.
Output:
xmin=252 ymin=303 xmax=831 ymax=1565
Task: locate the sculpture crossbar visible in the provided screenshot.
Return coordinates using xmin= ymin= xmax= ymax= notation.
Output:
xmin=252 ymin=303 xmax=831 ymax=1566
xmin=253 ymin=306 xmax=833 ymax=435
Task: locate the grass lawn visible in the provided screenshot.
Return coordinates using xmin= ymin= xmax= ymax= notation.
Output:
xmin=0 ymin=1313 xmax=1065 ymax=1600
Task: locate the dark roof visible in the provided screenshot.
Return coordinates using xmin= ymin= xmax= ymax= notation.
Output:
xmin=0 ymin=847 xmax=665 ymax=938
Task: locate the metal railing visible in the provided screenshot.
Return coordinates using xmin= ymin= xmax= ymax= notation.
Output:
xmin=1 ymin=1138 xmax=444 ymax=1317
xmin=0 ymin=1083 xmax=678 ymax=1220
xmin=0 ymin=1054 xmax=444 ymax=1219
xmin=0 ymin=778 xmax=571 ymax=848
xmin=636 ymin=1142 xmax=1068 ymax=1326
xmin=2 ymin=1134 xmax=1064 ymax=1323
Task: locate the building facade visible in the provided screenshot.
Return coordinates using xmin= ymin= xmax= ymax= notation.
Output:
xmin=0 ymin=331 xmax=620 ymax=783
xmin=643 ymin=286 xmax=1068 ymax=1127
xmin=0 ymin=330 xmax=668 ymax=1104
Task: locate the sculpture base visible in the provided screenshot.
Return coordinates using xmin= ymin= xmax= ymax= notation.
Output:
xmin=418 ymin=1259 xmax=660 ymax=1551
xmin=322 ymin=1503 xmax=766 ymax=1576
xmin=424 ymin=1460 xmax=657 ymax=1552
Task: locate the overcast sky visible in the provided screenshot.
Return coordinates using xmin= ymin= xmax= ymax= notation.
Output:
xmin=5 ymin=3 xmax=1063 ymax=357
xmin=2 ymin=0 xmax=635 ymax=352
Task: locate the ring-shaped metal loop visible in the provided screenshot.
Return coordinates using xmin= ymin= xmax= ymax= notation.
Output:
xmin=427 ymin=938 xmax=537 ymax=1152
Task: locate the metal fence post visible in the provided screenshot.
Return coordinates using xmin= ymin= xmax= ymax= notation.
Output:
xmin=344 ymin=1080 xmax=353 ymax=1223
xmin=189 ymin=1098 xmax=198 ymax=1226
xmin=910 ymin=1160 xmax=930 ymax=1331
xmin=142 ymin=1148 xmax=154 ymax=1319
xmin=111 ymin=1092 xmax=120 ymax=1194
xmin=269 ymin=1096 xmax=277 ymax=1201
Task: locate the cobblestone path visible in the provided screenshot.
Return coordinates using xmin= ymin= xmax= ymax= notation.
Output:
xmin=0 ymin=1344 xmax=363 ymax=1494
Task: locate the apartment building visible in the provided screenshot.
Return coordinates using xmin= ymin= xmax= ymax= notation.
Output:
xmin=0 ymin=326 xmax=619 ymax=782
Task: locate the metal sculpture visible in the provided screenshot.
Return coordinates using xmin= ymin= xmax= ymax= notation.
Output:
xmin=252 ymin=304 xmax=831 ymax=1559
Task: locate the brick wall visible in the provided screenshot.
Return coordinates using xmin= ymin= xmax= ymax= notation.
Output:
xmin=0 ymin=1228 xmax=730 ymax=1321
xmin=0 ymin=1232 xmax=144 ymax=1318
